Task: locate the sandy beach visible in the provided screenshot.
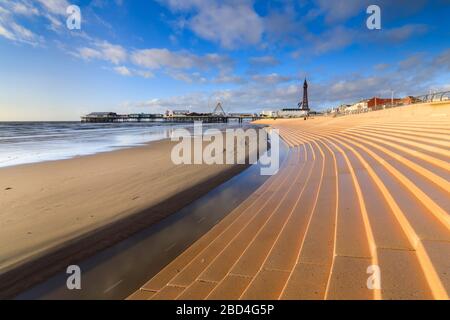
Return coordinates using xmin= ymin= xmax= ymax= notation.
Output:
xmin=0 ymin=137 xmax=250 ymax=298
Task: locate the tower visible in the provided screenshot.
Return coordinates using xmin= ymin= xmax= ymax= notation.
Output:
xmin=301 ymin=78 xmax=310 ymax=111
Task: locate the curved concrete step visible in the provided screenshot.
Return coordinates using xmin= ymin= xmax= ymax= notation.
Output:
xmin=129 ymin=103 xmax=450 ymax=300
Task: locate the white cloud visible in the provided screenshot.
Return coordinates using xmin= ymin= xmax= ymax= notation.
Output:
xmin=124 ymin=49 xmax=450 ymax=114
xmin=263 ymin=4 xmax=304 ymax=45
xmin=135 ymin=69 xmax=155 ymax=78
xmin=132 ymin=91 xmax=209 ymax=113
xmin=10 ymin=2 xmax=40 ymax=16
xmin=308 ymin=0 xmax=427 ymax=25
xmin=114 ymin=66 xmax=132 ymax=76
xmin=213 ymin=74 xmax=244 ymax=84
xmin=252 ymin=73 xmax=292 ymax=84
xmin=158 ymin=1 xmax=430 ymax=54
xmin=249 ymin=55 xmax=280 ymax=67
xmin=77 ymin=41 xmax=127 ymax=64
xmin=11 ymin=21 xmax=35 ymax=39
xmin=43 ymin=11 xmax=63 ymax=31
xmin=309 ymin=26 xmax=356 ymax=54
xmin=35 ymin=0 xmax=69 ymax=15
xmin=434 ymin=49 xmax=450 ymax=70
xmin=77 ymin=47 xmax=102 ymax=59
xmin=73 ymin=41 xmax=234 ymax=82
xmin=158 ymin=0 xmax=203 ymax=11
xmin=97 ymin=41 xmax=127 ymax=64
xmin=374 ymin=63 xmax=390 ymax=71
xmin=0 ymin=3 xmax=41 ymax=45
xmin=132 ymin=48 xmax=197 ymax=69
xmin=383 ymin=24 xmax=428 ymax=42
xmin=159 ymin=0 xmax=264 ymax=49
xmin=167 ymin=71 xmax=207 ymax=83
xmin=189 ymin=3 xmax=263 ymax=49
xmin=37 ymin=0 xmax=68 ymax=30
xmin=311 ymin=0 xmax=366 ymax=24
xmin=0 ymin=0 xmax=70 ymax=43
xmin=131 ymin=48 xmax=232 ymax=71
xmin=0 ymin=23 xmax=15 ymax=41
xmin=113 ymin=65 xmax=154 ymax=78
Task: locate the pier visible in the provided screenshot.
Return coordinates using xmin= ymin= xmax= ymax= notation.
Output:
xmin=81 ymin=112 xmax=264 ymax=123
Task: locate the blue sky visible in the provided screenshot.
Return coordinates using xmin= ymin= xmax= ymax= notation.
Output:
xmin=0 ymin=0 xmax=449 ymax=120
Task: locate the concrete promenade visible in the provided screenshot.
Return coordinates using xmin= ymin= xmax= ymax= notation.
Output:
xmin=129 ymin=102 xmax=450 ymax=300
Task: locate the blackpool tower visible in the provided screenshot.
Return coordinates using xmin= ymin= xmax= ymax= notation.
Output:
xmin=299 ymin=78 xmax=310 ymax=111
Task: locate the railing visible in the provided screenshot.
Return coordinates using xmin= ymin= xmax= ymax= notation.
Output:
xmin=414 ymin=91 xmax=450 ymax=103
xmin=326 ymin=91 xmax=450 ymax=117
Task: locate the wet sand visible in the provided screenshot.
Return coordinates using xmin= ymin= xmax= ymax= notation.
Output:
xmin=0 ymin=137 xmax=250 ymax=298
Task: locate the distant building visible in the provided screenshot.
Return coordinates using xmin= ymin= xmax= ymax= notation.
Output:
xmin=85 ymin=112 xmax=118 ymax=118
xmin=337 ymin=104 xmax=351 ymax=113
xmin=277 ymin=109 xmax=308 ymax=118
xmin=367 ymin=97 xmax=402 ymax=109
xmin=81 ymin=112 xmax=119 ymax=122
xmin=346 ymin=100 xmax=369 ymax=113
xmin=165 ymin=109 xmax=190 ymax=117
xmin=401 ymin=96 xmax=420 ymax=105
xmin=261 ymin=110 xmax=277 ymax=117
xmin=327 ymin=94 xmax=423 ymax=117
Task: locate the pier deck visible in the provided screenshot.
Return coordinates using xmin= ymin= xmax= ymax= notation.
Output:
xmin=81 ymin=113 xmax=263 ymax=123
xmin=129 ymin=102 xmax=450 ymax=300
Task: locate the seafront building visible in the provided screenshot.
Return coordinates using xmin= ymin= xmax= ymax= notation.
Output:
xmin=347 ymin=100 xmax=369 ymax=113
xmin=276 ymin=108 xmax=309 ymax=118
xmin=261 ymin=110 xmax=277 ymax=117
xmin=165 ymin=109 xmax=191 ymax=117
xmin=330 ymin=95 xmax=428 ymax=115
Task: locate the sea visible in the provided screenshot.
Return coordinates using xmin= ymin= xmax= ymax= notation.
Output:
xmin=0 ymin=121 xmax=251 ymax=168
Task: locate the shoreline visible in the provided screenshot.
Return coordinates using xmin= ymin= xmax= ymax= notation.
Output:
xmin=0 ymin=137 xmax=252 ymax=299
xmin=0 ymin=121 xmax=255 ymax=169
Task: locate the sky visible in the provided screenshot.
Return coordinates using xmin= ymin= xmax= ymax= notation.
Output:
xmin=0 ymin=0 xmax=449 ymax=121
